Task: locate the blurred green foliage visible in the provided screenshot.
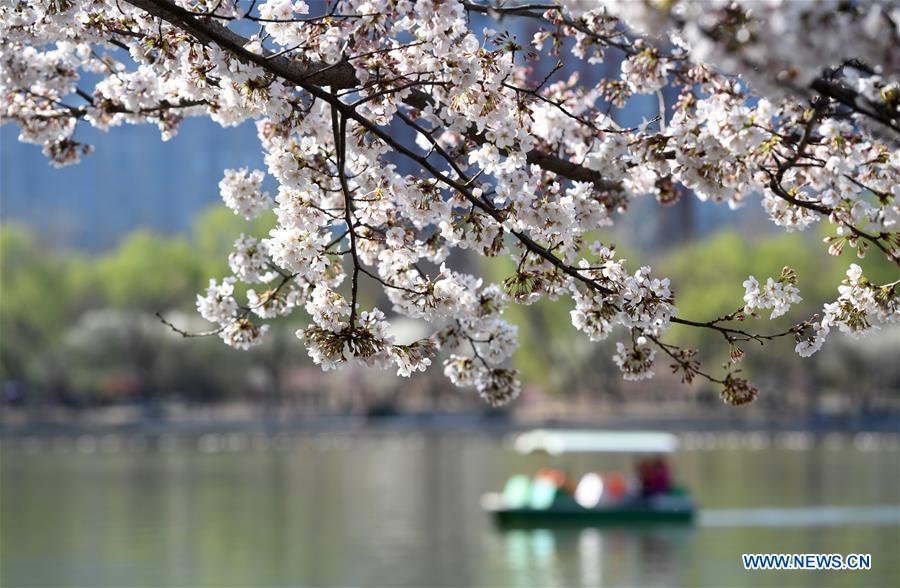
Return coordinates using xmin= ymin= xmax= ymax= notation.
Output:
xmin=0 ymin=207 xmax=273 ymax=396
xmin=1 ymin=211 xmax=897 ymax=409
xmin=94 ymin=231 xmax=201 ymax=310
xmin=1 ymin=226 xmax=89 ymax=383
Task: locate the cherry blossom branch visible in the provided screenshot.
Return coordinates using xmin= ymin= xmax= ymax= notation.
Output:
xmin=28 ymin=98 xmax=207 ymax=121
xmin=9 ymin=0 xmax=898 ymax=403
xmin=670 ymin=316 xmax=799 ymax=346
xmin=330 ymin=103 xmax=360 ymax=327
xmin=156 ymin=311 xmax=230 ymax=338
xmin=123 ymin=0 xmax=868 ymax=357
xmin=647 ymin=334 xmax=723 ymax=386
xmin=122 ymin=0 xmax=622 ymax=191
xmin=157 ymin=270 xmax=297 ymax=338
xmin=761 ymin=103 xmax=900 ymax=266
xmin=462 ymin=1 xmax=636 ymax=55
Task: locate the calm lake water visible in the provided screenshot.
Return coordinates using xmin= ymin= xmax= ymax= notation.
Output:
xmin=2 ymin=430 xmax=899 ymax=588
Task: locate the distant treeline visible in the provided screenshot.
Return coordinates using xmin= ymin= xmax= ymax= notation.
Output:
xmin=1 ymin=208 xmax=897 ymax=418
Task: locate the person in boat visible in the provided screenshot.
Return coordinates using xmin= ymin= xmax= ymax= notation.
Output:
xmin=637 ymin=456 xmax=672 ymax=497
xmin=605 ymin=471 xmax=628 ymax=500
xmin=533 ymin=468 xmax=577 ymax=495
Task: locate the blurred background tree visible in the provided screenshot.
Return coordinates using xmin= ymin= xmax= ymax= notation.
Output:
xmin=3 ymin=209 xmax=896 ymax=423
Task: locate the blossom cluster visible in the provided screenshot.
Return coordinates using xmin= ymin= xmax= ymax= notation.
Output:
xmin=195 ymin=276 xmax=270 ymax=349
xmin=219 ymin=168 xmax=272 ymax=220
xmin=612 ymin=340 xmax=656 ymax=382
xmin=3 ymin=0 xmax=898 ymax=406
xmin=742 ymin=268 xmax=802 ymax=320
xmin=822 ymin=264 xmax=899 ymax=340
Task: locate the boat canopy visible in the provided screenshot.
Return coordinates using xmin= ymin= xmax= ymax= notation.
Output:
xmin=513 ymin=430 xmax=679 ymax=455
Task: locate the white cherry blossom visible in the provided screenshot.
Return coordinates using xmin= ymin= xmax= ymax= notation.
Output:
xmin=219 ymin=168 xmax=272 ymax=220
xmin=5 ymin=0 xmax=899 ymax=406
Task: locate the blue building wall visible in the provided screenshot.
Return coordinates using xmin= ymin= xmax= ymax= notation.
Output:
xmin=1 ymin=118 xmax=263 ymax=249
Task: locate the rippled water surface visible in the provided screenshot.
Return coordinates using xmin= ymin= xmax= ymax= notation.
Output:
xmin=2 ymin=431 xmax=898 ymax=587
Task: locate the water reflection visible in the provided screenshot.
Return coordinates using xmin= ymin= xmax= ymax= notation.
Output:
xmin=496 ymin=526 xmax=694 ymax=588
xmin=2 ymin=431 xmax=898 ymax=587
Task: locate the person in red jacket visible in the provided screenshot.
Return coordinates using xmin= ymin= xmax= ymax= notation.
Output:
xmin=637 ymin=456 xmax=672 ymax=497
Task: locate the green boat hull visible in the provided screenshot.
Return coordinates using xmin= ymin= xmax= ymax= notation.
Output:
xmin=490 ymin=505 xmax=695 ymax=528
xmin=484 ymin=490 xmax=697 ymax=528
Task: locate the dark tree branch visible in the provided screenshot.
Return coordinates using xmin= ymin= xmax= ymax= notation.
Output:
xmin=122 ymin=0 xmax=622 ymax=191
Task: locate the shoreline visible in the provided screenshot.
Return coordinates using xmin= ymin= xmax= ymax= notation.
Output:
xmin=3 ymin=411 xmax=900 ymax=438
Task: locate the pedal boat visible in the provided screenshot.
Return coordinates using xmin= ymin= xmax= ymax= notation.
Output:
xmin=483 ymin=430 xmax=697 ymax=527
